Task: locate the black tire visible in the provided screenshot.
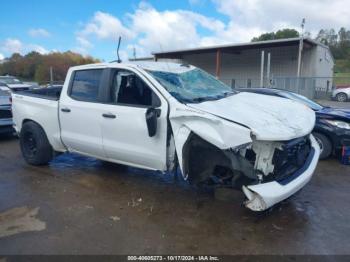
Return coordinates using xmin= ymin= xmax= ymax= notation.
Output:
xmin=336 ymin=92 xmax=348 ymax=102
xmin=313 ymin=132 xmax=332 ymax=160
xmin=20 ymin=121 xmax=53 ymax=165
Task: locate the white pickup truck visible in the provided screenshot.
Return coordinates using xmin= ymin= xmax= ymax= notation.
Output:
xmin=12 ymin=62 xmax=320 ymax=211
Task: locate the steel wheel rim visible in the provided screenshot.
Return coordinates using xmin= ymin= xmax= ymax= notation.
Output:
xmin=23 ymin=132 xmax=37 ymax=157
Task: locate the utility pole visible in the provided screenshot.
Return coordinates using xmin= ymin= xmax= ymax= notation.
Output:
xmin=296 ymin=18 xmax=305 ymax=91
xmin=266 ymin=52 xmax=271 ymax=87
xmin=260 ymin=51 xmax=265 ymax=87
xmin=50 ymin=66 xmax=53 ymax=85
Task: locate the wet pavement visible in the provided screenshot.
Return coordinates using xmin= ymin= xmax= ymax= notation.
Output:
xmin=0 ymin=136 xmax=350 ymax=255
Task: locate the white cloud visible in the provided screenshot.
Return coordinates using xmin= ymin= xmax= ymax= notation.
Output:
xmin=75 ymin=36 xmax=94 ymax=54
xmin=28 ymin=28 xmax=51 ymax=38
xmin=75 ymin=11 xmax=135 ymax=56
xmin=2 ymin=38 xmax=23 ymax=54
xmin=212 ymin=0 xmax=350 ymax=34
xmin=75 ymin=3 xmax=268 ymax=59
xmin=1 ymin=38 xmax=49 ymax=56
xmin=27 ymin=44 xmax=49 ymax=54
xmin=80 ymin=11 xmax=134 ymax=40
xmin=126 ymin=3 xmax=260 ymax=55
xmin=74 ymin=1 xmax=350 ymax=59
xmin=77 ymin=36 xmax=93 ymax=49
xmin=0 ymin=53 xmax=4 ymax=60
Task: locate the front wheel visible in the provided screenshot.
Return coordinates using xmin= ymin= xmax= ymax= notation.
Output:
xmin=313 ymin=132 xmax=332 ymax=160
xmin=20 ymin=121 xmax=53 ymax=165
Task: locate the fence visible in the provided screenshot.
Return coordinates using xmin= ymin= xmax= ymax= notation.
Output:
xmin=220 ymin=76 xmax=350 ymax=101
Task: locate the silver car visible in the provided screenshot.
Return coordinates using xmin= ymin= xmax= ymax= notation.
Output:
xmin=332 ymin=87 xmax=350 ymax=102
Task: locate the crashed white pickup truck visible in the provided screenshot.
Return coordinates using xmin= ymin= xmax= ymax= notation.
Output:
xmin=12 ymin=62 xmax=320 ymax=211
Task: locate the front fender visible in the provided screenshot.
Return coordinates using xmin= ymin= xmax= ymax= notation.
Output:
xmin=169 ymin=107 xmax=252 ymax=178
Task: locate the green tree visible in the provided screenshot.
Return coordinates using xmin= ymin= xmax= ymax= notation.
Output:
xmin=251 ymin=28 xmax=299 ymax=42
xmin=275 ymin=29 xmax=299 ymax=39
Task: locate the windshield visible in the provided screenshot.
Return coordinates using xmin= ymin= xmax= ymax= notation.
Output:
xmin=0 ymin=77 xmax=22 ymax=85
xmin=279 ymin=91 xmax=323 ymax=111
xmin=147 ymin=68 xmax=236 ymax=103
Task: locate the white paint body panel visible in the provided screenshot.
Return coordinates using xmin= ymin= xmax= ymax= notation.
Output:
xmin=59 ymin=96 xmax=106 ymax=158
xmin=11 ymin=94 xmax=65 ymax=151
xmin=100 ymin=104 xmax=168 ymax=170
xmin=189 ymin=92 xmax=315 ymax=141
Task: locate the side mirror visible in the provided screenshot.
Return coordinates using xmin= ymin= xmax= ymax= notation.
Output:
xmin=145 ymin=108 xmax=161 ymax=137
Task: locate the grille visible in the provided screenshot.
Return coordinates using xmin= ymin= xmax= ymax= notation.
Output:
xmin=272 ymin=136 xmax=311 ymax=182
xmin=0 ymin=109 xmax=12 ymax=119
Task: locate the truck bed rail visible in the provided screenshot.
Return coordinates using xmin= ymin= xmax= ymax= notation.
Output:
xmin=17 ymin=87 xmax=62 ymax=101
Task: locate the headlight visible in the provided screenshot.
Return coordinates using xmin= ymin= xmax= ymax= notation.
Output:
xmin=325 ymin=120 xmax=350 ymax=130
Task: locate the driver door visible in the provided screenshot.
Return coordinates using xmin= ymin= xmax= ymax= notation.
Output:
xmin=100 ymin=68 xmax=168 ymax=171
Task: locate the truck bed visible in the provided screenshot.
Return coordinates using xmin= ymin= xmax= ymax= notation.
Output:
xmin=18 ymin=86 xmax=62 ymax=101
xmin=12 ymin=88 xmax=66 ymax=151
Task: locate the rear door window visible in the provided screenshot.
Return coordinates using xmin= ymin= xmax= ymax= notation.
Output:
xmin=70 ymin=69 xmax=103 ymax=102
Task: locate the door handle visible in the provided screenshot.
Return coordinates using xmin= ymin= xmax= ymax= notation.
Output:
xmin=61 ymin=108 xmax=71 ymax=113
xmin=102 ymin=113 xmax=116 ymax=119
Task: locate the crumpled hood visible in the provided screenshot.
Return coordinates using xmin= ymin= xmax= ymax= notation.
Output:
xmin=188 ymin=92 xmax=316 ymax=141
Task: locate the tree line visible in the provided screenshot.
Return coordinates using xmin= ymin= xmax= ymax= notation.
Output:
xmin=315 ymin=28 xmax=350 ymax=72
xmin=0 ymin=51 xmax=99 ymax=84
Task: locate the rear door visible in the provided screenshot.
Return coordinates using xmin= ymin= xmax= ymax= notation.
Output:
xmin=59 ymin=68 xmax=107 ymax=158
xmin=99 ymin=68 xmax=169 ymax=170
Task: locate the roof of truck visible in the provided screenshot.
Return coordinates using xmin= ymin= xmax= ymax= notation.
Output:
xmin=71 ymin=61 xmax=196 ymax=73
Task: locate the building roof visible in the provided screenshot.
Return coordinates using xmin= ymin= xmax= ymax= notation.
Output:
xmin=153 ymin=37 xmax=328 ymax=58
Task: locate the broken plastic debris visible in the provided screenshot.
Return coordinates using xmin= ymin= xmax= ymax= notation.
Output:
xmin=110 ymin=216 xmax=121 ymax=221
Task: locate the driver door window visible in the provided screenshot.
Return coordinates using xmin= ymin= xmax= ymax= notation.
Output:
xmin=111 ymin=70 xmax=160 ymax=107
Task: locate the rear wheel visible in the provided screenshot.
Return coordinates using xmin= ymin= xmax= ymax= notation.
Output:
xmin=336 ymin=92 xmax=348 ymax=102
xmin=313 ymin=132 xmax=332 ymax=160
xmin=20 ymin=121 xmax=53 ymax=165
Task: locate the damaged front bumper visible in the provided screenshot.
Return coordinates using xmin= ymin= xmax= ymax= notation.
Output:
xmin=242 ymin=135 xmax=320 ymax=211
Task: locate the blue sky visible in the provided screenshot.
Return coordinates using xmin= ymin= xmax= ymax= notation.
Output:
xmin=0 ymin=0 xmax=348 ymax=61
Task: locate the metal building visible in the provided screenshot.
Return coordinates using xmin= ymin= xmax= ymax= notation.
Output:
xmin=151 ymin=38 xmax=334 ymax=98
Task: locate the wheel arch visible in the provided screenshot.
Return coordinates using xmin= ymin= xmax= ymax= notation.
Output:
xmin=181 ymin=132 xmax=256 ymax=187
xmin=21 ymin=118 xmax=66 ymax=152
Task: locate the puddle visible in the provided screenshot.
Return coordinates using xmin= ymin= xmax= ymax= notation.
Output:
xmin=0 ymin=206 xmax=46 ymax=238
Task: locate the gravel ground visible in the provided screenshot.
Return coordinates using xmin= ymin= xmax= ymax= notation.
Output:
xmin=0 ymin=136 xmax=350 ymax=255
